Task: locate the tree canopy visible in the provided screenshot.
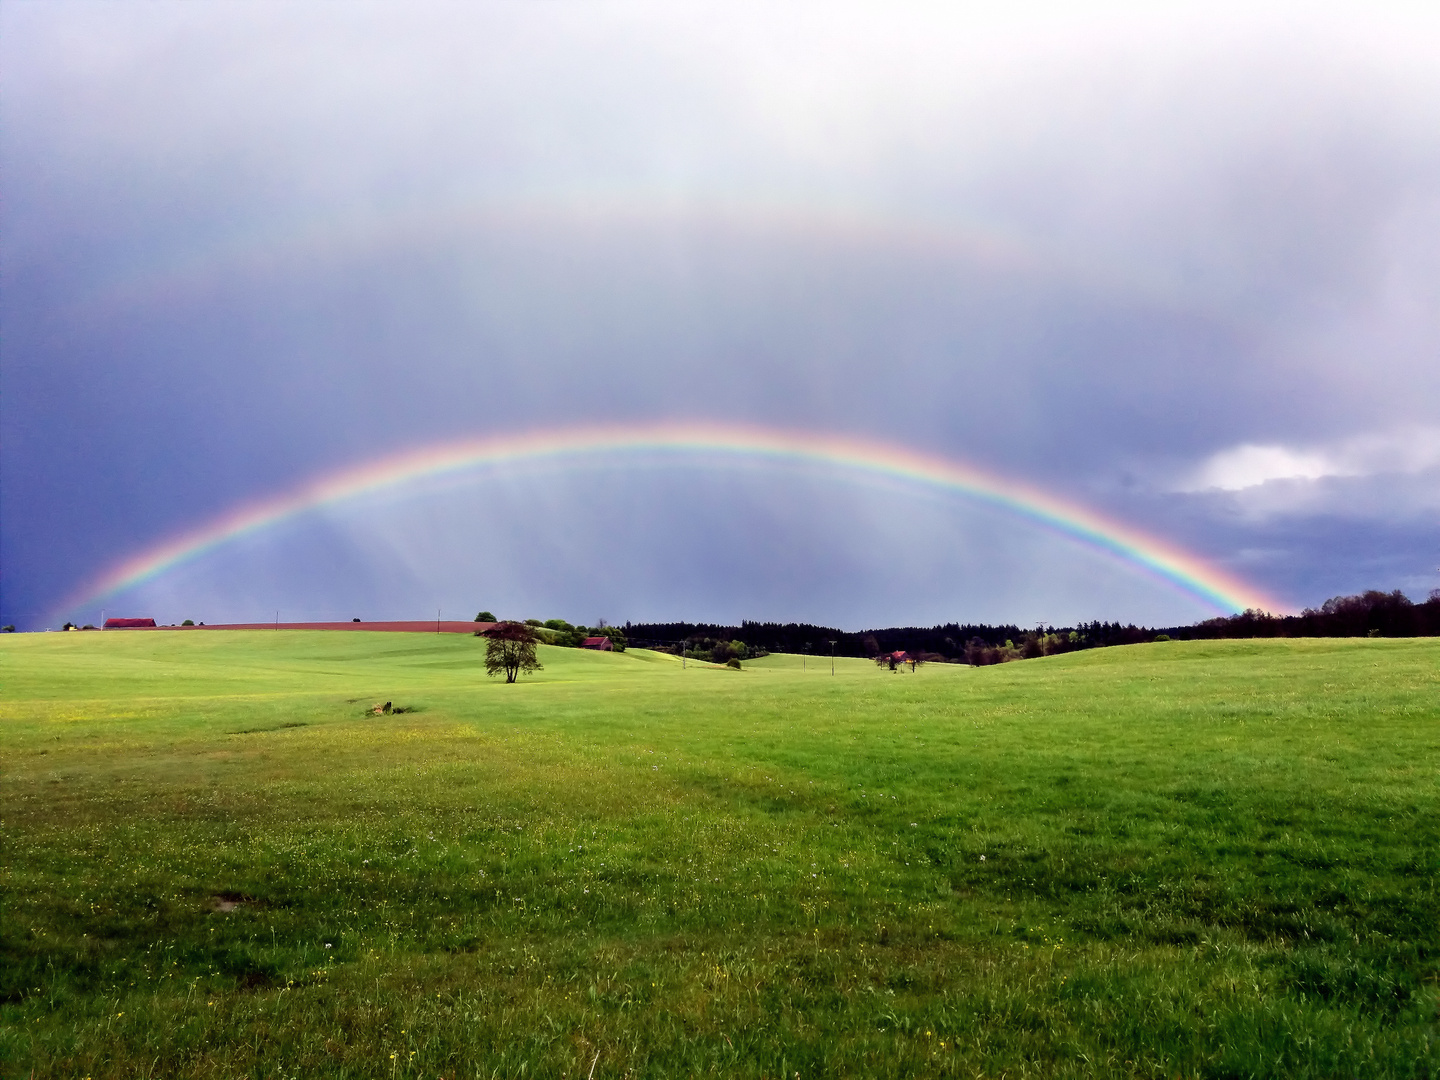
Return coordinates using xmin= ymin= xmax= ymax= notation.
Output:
xmin=478 ymin=621 xmax=542 ymax=683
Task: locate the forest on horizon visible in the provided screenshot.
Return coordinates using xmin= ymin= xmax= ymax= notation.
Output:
xmin=625 ymin=589 xmax=1440 ymax=666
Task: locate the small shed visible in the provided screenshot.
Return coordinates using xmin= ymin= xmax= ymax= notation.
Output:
xmin=581 ymin=636 xmax=614 ymax=651
xmin=104 ymin=618 xmax=157 ymax=629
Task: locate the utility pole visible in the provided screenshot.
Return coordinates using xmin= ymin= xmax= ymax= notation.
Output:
xmin=829 ymin=640 xmax=836 ymax=676
xmin=437 ymin=608 xmax=441 ymax=634
xmin=275 ymin=610 xmax=279 ymax=631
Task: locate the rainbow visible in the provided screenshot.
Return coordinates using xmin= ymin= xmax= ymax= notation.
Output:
xmin=65 ymin=422 xmax=1277 ymax=616
xmin=83 ymin=194 xmax=1178 ymax=322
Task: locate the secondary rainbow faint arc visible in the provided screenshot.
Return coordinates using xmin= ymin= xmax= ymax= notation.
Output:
xmin=69 ymin=422 xmax=1277 ymax=615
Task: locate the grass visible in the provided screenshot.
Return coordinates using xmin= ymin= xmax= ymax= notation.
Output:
xmin=1 ymin=629 xmax=1438 ymax=1078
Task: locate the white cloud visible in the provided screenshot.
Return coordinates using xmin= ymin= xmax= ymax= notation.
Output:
xmin=1185 ymin=445 xmax=1336 ymax=490
xmin=1182 ymin=426 xmax=1440 ymax=491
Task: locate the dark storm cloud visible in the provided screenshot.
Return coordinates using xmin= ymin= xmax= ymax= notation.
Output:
xmin=4 ymin=2 xmax=1439 ymax=626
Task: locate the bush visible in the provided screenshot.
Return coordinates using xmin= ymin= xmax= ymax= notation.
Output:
xmin=726 ymin=657 xmax=742 ymax=669
xmin=475 ymin=611 xmax=496 ymax=623
xmin=182 ymin=619 xmax=195 ymax=626
xmin=964 ymin=630 xmax=1081 ymax=666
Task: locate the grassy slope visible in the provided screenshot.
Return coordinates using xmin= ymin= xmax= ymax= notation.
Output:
xmin=1 ymin=631 xmax=1437 ymax=1078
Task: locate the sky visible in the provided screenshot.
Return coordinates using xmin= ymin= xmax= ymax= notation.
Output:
xmin=3 ymin=2 xmax=1439 ymax=631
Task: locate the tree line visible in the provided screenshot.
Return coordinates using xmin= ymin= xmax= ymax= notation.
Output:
xmin=625 ymin=619 xmax=1093 ymax=665
xmin=625 ymin=589 xmax=1440 ymax=667
xmin=477 ymin=612 xmax=627 ymax=651
xmin=1167 ymin=590 xmax=1440 ymax=641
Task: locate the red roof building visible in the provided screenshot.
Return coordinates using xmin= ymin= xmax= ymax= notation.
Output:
xmin=104 ymin=618 xmax=157 ymax=629
xmin=581 ymin=636 xmax=614 ymax=651
xmin=881 ymin=649 xmax=917 ymax=671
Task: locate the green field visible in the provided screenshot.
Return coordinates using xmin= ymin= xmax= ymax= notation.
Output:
xmin=2 ymin=630 xmax=1437 ymax=1078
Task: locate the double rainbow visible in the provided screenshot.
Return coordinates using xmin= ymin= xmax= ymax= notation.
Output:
xmin=67 ymin=422 xmax=1276 ymax=616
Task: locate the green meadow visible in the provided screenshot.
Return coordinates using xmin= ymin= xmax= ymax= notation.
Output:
xmin=2 ymin=630 xmax=1437 ymax=1078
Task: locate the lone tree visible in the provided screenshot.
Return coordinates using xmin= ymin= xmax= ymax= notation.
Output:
xmin=478 ymin=620 xmax=542 ymax=683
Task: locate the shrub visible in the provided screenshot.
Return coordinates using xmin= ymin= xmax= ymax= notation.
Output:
xmin=182 ymin=619 xmax=195 ymax=626
xmin=726 ymin=657 xmax=742 ymax=669
xmin=475 ymin=611 xmax=496 ymax=623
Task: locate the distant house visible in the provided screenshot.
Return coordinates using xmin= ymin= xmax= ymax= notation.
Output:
xmin=581 ymin=636 xmax=614 ymax=651
xmin=884 ymin=650 xmax=916 ymax=671
xmin=104 ymin=618 xmax=157 ymax=629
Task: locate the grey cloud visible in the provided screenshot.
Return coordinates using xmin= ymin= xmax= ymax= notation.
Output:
xmin=5 ymin=2 xmax=1440 ymax=625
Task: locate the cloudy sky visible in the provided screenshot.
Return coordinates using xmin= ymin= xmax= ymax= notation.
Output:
xmin=4 ymin=2 xmax=1438 ymax=631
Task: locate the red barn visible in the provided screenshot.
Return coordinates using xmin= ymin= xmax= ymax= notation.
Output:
xmin=581 ymin=636 xmax=614 ymax=651
xmin=104 ymin=618 xmax=157 ymax=629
